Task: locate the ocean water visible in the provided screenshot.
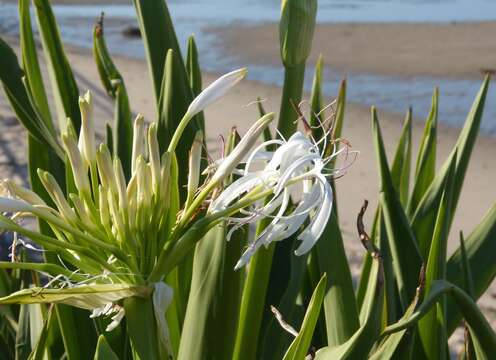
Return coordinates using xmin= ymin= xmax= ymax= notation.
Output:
xmin=0 ymin=0 xmax=495 ymax=133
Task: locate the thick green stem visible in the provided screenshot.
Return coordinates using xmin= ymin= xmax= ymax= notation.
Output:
xmin=232 ymin=226 xmax=275 ymax=360
xmin=276 ymin=63 xmax=306 ymax=138
xmin=124 ymin=296 xmax=161 ymax=360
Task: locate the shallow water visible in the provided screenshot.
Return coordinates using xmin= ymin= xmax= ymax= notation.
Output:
xmin=0 ymin=1 xmax=495 ymax=134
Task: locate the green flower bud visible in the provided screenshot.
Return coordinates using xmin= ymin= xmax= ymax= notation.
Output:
xmin=279 ymin=0 xmax=317 ymax=67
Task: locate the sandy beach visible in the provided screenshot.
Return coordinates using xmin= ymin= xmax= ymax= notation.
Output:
xmin=1 ymin=17 xmax=496 ymax=349
xmin=210 ymin=21 xmax=496 ymax=79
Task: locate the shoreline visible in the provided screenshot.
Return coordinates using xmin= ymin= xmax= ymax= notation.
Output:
xmin=207 ymin=21 xmax=496 ymax=79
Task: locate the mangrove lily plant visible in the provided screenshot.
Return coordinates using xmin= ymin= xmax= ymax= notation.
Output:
xmin=0 ymin=68 xmax=346 ymax=358
xmin=1 ymin=0 xmax=496 ymax=359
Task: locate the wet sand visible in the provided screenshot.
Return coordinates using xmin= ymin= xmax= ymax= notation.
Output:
xmin=209 ymin=21 xmax=496 ymax=79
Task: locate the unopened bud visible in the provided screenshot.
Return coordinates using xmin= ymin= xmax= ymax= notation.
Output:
xmin=279 ymin=0 xmax=317 ymax=67
xmin=211 ymin=113 xmax=274 ymax=184
xmin=132 ymin=114 xmax=145 ymax=175
xmin=78 ymin=91 xmax=96 ymax=166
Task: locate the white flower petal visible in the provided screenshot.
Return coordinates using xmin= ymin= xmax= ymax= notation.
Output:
xmin=295 ymin=176 xmax=333 ymax=256
xmin=187 ymin=68 xmax=247 ymax=117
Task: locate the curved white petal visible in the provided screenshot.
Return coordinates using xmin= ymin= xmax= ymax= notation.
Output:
xmin=295 ymin=175 xmax=333 ymax=256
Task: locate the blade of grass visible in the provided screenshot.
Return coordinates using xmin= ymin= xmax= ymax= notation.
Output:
xmin=19 ymin=0 xmax=52 ymax=127
xmin=446 ymin=200 xmax=496 ymax=335
xmin=33 ymin=0 xmax=80 ymax=131
xmin=0 ymin=39 xmax=63 ymax=158
xmin=391 ymin=108 xmax=412 ymax=206
xmin=93 ymin=16 xmax=133 ymax=179
xmin=315 ymin=206 xmax=385 ymax=359
xmin=382 ymin=280 xmax=496 ymax=357
xmin=93 ymin=335 xmax=119 ymax=360
xmin=186 ymin=35 xmax=205 ymax=133
xmin=316 ymin=210 xmax=359 ymax=346
xmin=283 ymin=274 xmax=327 ymax=360
xmin=372 ymin=107 xmax=422 ymax=308
xmin=411 ymin=76 xmax=490 ymax=259
xmin=262 ymin=236 xmax=310 ymax=359
xmin=158 ymin=49 xmax=198 ymax=202
xmin=131 ymin=0 xmax=186 ymax=109
xmin=417 ymin=152 xmax=457 ymax=359
xmin=408 ymin=88 xmax=438 ymax=216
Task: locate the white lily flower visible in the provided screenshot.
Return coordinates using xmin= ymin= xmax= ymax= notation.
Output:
xmin=187 ymin=68 xmax=247 ymax=117
xmin=210 ymin=131 xmax=349 ymax=269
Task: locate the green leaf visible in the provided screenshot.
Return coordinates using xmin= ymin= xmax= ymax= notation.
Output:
xmin=417 ymin=152 xmax=457 ymax=359
xmin=0 ymin=284 xmax=151 ymax=309
xmin=369 ymin=274 xmax=423 ymax=360
xmin=19 ymin=0 xmax=52 ymax=127
xmin=233 ymin=245 xmax=275 ymax=360
xmin=92 ymin=16 xmax=124 ymax=97
xmin=408 ymin=88 xmax=438 ymax=216
xmin=179 ymin=222 xmax=243 ymax=360
xmin=186 ymin=35 xmax=205 ymax=132
xmin=316 ymin=211 xmax=359 ymax=346
xmin=446 ymin=200 xmax=496 ymax=335
xmin=16 ymin=305 xmax=31 ymax=360
xmin=33 ymin=0 xmax=80 ymax=131
xmin=459 ymin=232 xmax=475 ymax=298
xmin=256 ymin=98 xmax=273 ymax=142
xmin=131 ymin=0 xmax=185 ymax=106
xmin=93 ymin=18 xmax=133 ymax=179
xmin=123 ymin=297 xmax=159 ymax=360
xmin=0 ymin=38 xmax=63 ymax=158
xmin=331 ymin=79 xmax=346 ymax=143
xmin=28 ymin=306 xmax=53 ymax=360
xmin=283 ymin=274 xmax=327 ymax=360
xmin=261 ymin=236 xmax=310 ymax=359
xmin=315 ymin=242 xmax=385 ymax=359
xmin=310 ymin=54 xmax=324 ymax=139
xmin=372 ymin=107 xmax=422 ymax=308
xmin=391 ymin=108 xmax=412 ymax=206
xmin=410 ymin=77 xmax=490 ymax=259
xmin=157 ymin=49 xmax=198 ymax=203
xmin=382 ymin=280 xmax=496 ymax=357
xmin=93 ymin=335 xmax=119 ymax=360
xmin=355 ymin=205 xmax=380 ymax=311
xmin=113 ymin=84 xmax=133 ymax=180
xmin=179 ymin=130 xmax=243 ymax=359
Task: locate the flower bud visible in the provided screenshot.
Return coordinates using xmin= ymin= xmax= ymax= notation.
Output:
xmin=211 ymin=113 xmax=274 ymax=184
xmin=147 ymin=123 xmax=161 ymax=192
xmin=2 ymin=180 xmax=45 ymax=206
xmin=38 ymin=170 xmax=77 ymax=223
xmin=78 ymin=91 xmax=96 ymax=167
xmin=62 ymin=133 xmax=91 ymax=196
xmin=0 ymin=197 xmax=34 ymax=214
xmin=113 ymin=159 xmax=128 ymax=211
xmin=96 ymin=144 xmax=117 ymax=193
xmin=98 ymin=185 xmax=111 ymax=230
xmin=132 ymin=114 xmax=145 ymax=175
xmin=279 ymin=0 xmax=317 ymax=67
xmin=187 ymin=68 xmax=247 ymax=117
